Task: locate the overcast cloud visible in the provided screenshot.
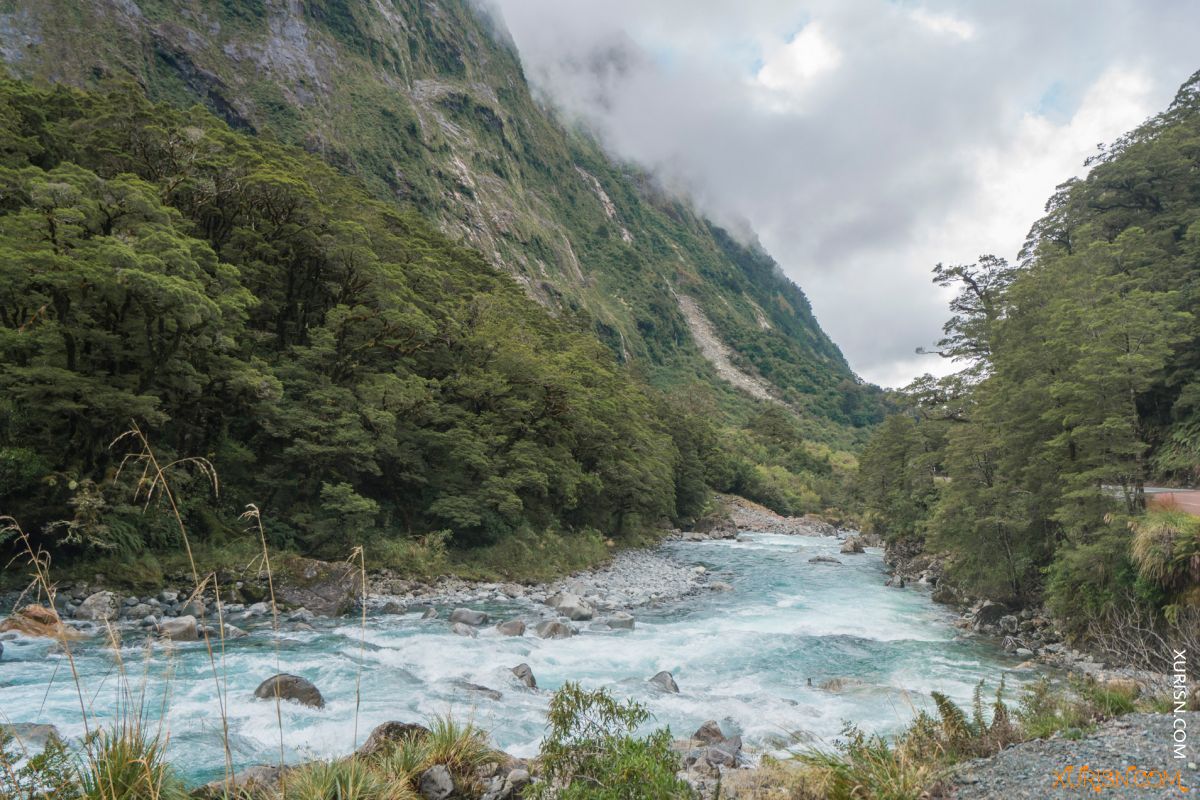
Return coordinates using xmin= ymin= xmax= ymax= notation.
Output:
xmin=488 ymin=1 xmax=1200 ymax=387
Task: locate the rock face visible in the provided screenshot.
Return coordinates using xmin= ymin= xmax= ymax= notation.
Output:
xmin=511 ymin=663 xmax=536 ymax=688
xmin=157 ymin=615 xmax=198 ymax=641
xmin=839 ymin=536 xmax=865 ymax=554
xmin=495 ymin=619 xmax=525 ymax=636
xmin=253 ymin=673 xmax=325 ymax=708
xmin=449 ymin=608 xmax=489 ymax=626
xmin=356 ymin=721 xmax=431 ymax=757
xmin=650 ymin=670 xmax=680 ymax=693
xmin=273 ymin=555 xmax=362 ymax=616
xmin=0 ymin=605 xmax=81 ymax=639
xmin=419 ymin=764 xmax=455 ymax=800
xmin=74 ymin=590 xmax=118 ymax=621
xmin=534 ymin=619 xmax=575 ymax=639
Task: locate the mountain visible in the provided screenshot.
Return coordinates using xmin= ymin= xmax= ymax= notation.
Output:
xmin=0 ymin=0 xmax=881 ymax=430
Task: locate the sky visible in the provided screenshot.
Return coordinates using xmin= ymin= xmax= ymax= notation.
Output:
xmin=487 ymin=0 xmax=1200 ymax=388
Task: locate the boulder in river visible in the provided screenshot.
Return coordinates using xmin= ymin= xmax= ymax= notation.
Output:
xmin=357 ymin=721 xmax=431 ymax=756
xmin=449 ymin=608 xmax=489 ymax=626
xmin=839 ymin=536 xmax=865 ymax=555
xmin=496 ymin=618 xmax=525 ymax=636
xmin=0 ymin=723 xmax=61 ymax=750
xmin=808 ymin=556 xmax=842 ymax=565
xmin=253 ymin=673 xmax=325 ymax=708
xmin=0 ymin=605 xmax=82 ymax=639
xmin=419 ymin=764 xmax=455 ymax=800
xmin=511 ymin=663 xmax=537 ymax=689
xmin=74 ymin=591 xmax=118 ymax=621
xmin=649 ymin=670 xmax=680 ymax=693
xmin=157 ymin=615 xmax=198 ymax=642
xmin=455 ymin=681 xmax=502 ymax=701
xmin=534 ymin=619 xmax=575 ymax=639
xmin=606 ymin=612 xmax=635 ymax=630
xmin=451 ymin=622 xmax=478 ymax=638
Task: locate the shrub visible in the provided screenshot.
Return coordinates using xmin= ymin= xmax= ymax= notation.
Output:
xmin=529 ymin=683 xmax=690 ymax=799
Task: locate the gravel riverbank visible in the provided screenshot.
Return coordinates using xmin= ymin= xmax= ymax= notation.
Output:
xmin=949 ymin=712 xmax=1199 ymax=798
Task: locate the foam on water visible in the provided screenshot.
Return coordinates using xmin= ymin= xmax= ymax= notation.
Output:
xmin=0 ymin=533 xmax=1026 ymax=784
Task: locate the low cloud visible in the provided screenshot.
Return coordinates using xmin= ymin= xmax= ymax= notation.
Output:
xmin=490 ymin=0 xmax=1200 ymax=386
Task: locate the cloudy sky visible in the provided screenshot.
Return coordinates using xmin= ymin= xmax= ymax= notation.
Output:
xmin=488 ymin=0 xmax=1200 ymax=387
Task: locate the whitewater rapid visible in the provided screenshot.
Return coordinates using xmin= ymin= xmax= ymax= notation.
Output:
xmin=0 ymin=533 xmax=1025 ymax=784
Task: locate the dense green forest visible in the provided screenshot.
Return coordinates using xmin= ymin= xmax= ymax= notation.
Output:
xmin=0 ymin=0 xmax=884 ymax=433
xmin=856 ymin=70 xmax=1200 ymax=644
xmin=0 ymin=80 xmax=858 ymax=578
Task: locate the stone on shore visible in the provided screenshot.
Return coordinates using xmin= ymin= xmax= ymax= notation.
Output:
xmin=75 ymin=591 xmax=118 ymax=621
xmin=449 ymin=608 xmax=489 ymax=626
xmin=273 ymin=555 xmax=362 ymax=616
xmin=356 ymin=721 xmax=431 ymax=757
xmin=496 ymin=619 xmax=525 ymax=636
xmin=534 ymin=619 xmax=575 ymax=639
xmin=650 ymin=670 xmax=680 ymax=693
xmin=253 ymin=673 xmax=325 ymax=708
xmin=193 ymin=765 xmax=286 ymax=799
xmin=419 ymin=764 xmax=455 ymax=800
xmin=511 ymin=663 xmax=537 ymax=689
xmin=692 ymin=720 xmax=725 ymax=744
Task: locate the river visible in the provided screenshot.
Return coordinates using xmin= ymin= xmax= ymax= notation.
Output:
xmin=0 ymin=532 xmax=1025 ymax=785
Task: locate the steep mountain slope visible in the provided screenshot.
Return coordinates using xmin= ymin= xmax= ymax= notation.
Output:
xmin=0 ymin=0 xmax=881 ymax=431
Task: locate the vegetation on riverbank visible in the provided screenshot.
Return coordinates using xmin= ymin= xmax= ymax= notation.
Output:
xmin=0 ymin=78 xmax=859 ymax=583
xmin=854 ymin=69 xmax=1200 ymax=664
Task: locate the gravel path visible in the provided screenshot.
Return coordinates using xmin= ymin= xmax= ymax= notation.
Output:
xmin=949 ymin=713 xmax=1199 ymax=798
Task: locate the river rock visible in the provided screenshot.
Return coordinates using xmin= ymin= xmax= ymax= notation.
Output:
xmin=449 ymin=608 xmax=489 ymax=626
xmin=75 ymin=591 xmax=118 ymax=621
xmin=179 ymin=596 xmax=207 ymax=618
xmin=709 ymin=581 xmax=733 ymax=592
xmin=451 ymin=622 xmax=478 ymax=637
xmin=511 ymin=663 xmax=536 ymax=689
xmin=547 ymin=592 xmax=593 ymax=621
xmin=606 ymin=611 xmax=635 ymax=629
xmin=419 ymin=764 xmax=455 ymax=800
xmin=124 ymin=603 xmax=153 ymax=619
xmin=380 ymin=601 xmax=406 ymax=615
xmin=972 ymin=601 xmax=1008 ymax=626
xmin=931 ymin=586 xmax=959 ymax=605
xmin=808 ymin=556 xmax=842 ymax=565
xmin=839 ymin=536 xmax=865 ymax=554
xmin=0 ymin=605 xmax=82 ymax=639
xmin=650 ymin=670 xmax=680 ymax=693
xmin=357 ymin=721 xmax=431 ymax=756
xmin=457 ymin=681 xmax=502 ymax=701
xmin=421 ymin=607 xmax=438 ymax=619
xmin=535 ymin=619 xmax=575 ymax=639
xmin=253 ymin=673 xmax=325 ymax=708
xmin=998 ymin=614 xmax=1019 ymax=634
xmin=273 ymin=555 xmax=362 ymax=616
xmin=158 ymin=615 xmax=198 ymax=641
xmin=692 ymin=720 xmax=725 ymax=744
xmin=496 ymin=618 xmax=525 ymax=636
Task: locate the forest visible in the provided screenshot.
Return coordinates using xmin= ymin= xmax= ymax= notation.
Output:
xmin=856 ymin=70 xmax=1200 ymax=648
xmin=0 ymin=79 xmax=854 ymax=580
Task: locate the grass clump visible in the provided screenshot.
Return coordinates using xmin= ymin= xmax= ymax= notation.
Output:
xmin=529 ymin=682 xmax=690 ymax=800
xmin=79 ymin=719 xmax=187 ymax=800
